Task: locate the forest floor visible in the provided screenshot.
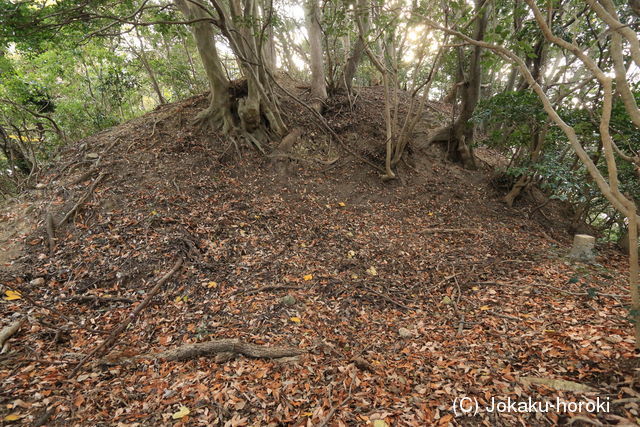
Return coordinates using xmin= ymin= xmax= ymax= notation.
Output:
xmin=0 ymin=86 xmax=638 ymax=426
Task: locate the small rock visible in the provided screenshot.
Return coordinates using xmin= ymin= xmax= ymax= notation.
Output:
xmin=399 ymin=327 xmax=412 ymax=338
xmin=30 ymin=277 xmax=45 ymax=286
xmin=281 ymin=295 xmax=296 ymax=307
xmin=162 ymin=389 xmax=177 ymax=398
xmin=86 ymin=152 xmax=99 ymax=159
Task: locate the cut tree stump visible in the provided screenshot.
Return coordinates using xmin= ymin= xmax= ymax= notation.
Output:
xmin=569 ymin=234 xmax=596 ymax=261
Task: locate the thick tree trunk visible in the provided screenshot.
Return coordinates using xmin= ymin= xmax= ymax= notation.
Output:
xmin=175 ymin=0 xmax=234 ymax=133
xmin=305 ymin=0 xmax=327 ymax=112
xmin=175 ymin=0 xmax=285 ymax=140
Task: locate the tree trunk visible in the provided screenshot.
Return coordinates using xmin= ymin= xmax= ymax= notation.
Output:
xmin=175 ymin=0 xmax=234 ymax=133
xmin=428 ymin=0 xmax=488 ymax=169
xmin=340 ymin=0 xmax=369 ymax=93
xmin=175 ymin=0 xmax=285 ymax=139
xmin=504 ymin=123 xmax=548 ymax=206
xmin=133 ymin=27 xmax=166 ymax=105
xmin=305 ymin=0 xmax=327 ymax=112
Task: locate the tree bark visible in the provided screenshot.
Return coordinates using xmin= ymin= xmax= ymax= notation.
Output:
xmin=305 ymin=0 xmax=327 ymax=112
xmin=175 ymin=0 xmax=234 ymax=133
xmin=340 ymin=0 xmax=370 ymax=93
xmin=427 ymin=0 xmax=488 ymax=169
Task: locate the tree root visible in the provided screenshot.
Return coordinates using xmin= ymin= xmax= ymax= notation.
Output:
xmin=0 ymin=318 xmax=24 ymax=354
xmin=268 ymin=153 xmax=339 ymax=166
xmin=154 ymin=339 xmax=304 ymax=362
xmin=57 ymin=172 xmax=106 ymax=227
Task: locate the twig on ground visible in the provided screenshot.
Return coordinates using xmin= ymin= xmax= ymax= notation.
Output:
xmin=69 ymin=258 xmax=183 ymax=376
xmin=318 ymin=380 xmax=354 ymax=427
xmin=361 ymin=284 xmax=412 ymax=311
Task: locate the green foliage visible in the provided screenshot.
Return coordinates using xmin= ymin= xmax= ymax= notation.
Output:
xmin=473 ymin=91 xmax=547 ymax=150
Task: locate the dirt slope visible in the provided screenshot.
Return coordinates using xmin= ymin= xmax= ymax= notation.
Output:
xmin=0 ymin=90 xmax=636 ymax=426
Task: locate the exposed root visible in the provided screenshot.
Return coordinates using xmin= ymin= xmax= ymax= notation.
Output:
xmin=57 ymin=172 xmax=107 ymax=227
xmin=154 ymin=339 xmax=304 ymax=361
xmin=194 ymin=104 xmax=234 ymax=135
xmin=0 ymin=318 xmax=24 ymax=354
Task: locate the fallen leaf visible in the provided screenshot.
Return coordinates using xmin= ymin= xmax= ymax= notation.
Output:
xmin=3 ymin=413 xmax=21 ymax=421
xmin=338 ymin=202 xmax=346 ymax=207
xmin=441 ymin=296 xmax=452 ymax=305
xmin=366 ymin=266 xmax=377 ymax=276
xmin=303 ymin=274 xmax=313 ymax=281
xmin=172 ymin=406 xmax=190 ymax=419
xmin=207 ymin=281 xmax=217 ymax=288
xmin=290 ymin=317 xmax=301 ymax=323
xmin=438 ymin=414 xmax=453 ymax=425
xmin=3 ymin=290 xmax=21 ymax=301
xmin=480 ymin=305 xmax=490 ymax=310
xmin=373 ymin=420 xmax=389 ymax=427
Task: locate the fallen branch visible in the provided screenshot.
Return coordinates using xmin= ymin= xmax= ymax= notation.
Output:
xmin=70 ymin=258 xmax=183 ymax=376
xmin=229 ymin=285 xmax=303 ymax=297
xmin=154 ymin=338 xmax=304 ymax=361
xmin=45 ymin=211 xmax=56 ymax=255
xmin=0 ymin=318 xmax=24 ymax=353
xmin=58 ymin=172 xmax=107 ymax=227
